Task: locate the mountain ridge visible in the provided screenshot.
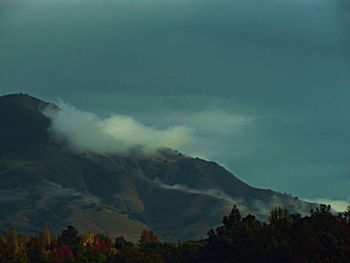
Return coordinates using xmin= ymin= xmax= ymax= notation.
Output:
xmin=0 ymin=93 xmax=315 ymax=241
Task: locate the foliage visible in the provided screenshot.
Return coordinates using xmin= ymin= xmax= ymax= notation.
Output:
xmin=1 ymin=205 xmax=350 ymax=262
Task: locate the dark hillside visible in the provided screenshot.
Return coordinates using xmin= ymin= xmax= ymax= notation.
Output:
xmin=0 ymin=94 xmax=315 ymax=241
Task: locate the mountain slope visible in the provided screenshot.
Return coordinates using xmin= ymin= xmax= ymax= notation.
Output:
xmin=0 ymin=94 xmax=314 ymax=241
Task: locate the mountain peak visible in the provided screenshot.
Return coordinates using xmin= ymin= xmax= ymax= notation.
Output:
xmin=0 ymin=93 xmax=50 ymax=112
xmin=0 ymin=93 xmax=52 ymax=145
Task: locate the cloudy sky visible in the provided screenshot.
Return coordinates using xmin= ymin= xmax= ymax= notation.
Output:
xmin=1 ymin=0 xmax=349 ymax=203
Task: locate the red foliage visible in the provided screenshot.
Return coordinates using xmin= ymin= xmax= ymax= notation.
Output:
xmin=50 ymin=245 xmax=74 ymax=263
xmin=139 ymin=229 xmax=159 ymax=246
xmin=90 ymin=235 xmax=113 ymax=252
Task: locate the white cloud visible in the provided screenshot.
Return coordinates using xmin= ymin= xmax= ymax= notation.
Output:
xmin=148 ymin=109 xmax=254 ymax=160
xmin=43 ymin=102 xmax=193 ymax=154
xmin=43 ymin=101 xmax=253 ymax=157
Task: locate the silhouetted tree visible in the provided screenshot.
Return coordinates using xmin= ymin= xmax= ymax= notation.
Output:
xmin=58 ymin=225 xmax=79 ymax=255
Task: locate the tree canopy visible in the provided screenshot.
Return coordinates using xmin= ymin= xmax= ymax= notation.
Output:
xmin=1 ymin=205 xmax=350 ymax=263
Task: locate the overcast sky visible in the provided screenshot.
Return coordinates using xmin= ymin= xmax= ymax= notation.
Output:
xmin=1 ymin=0 xmax=350 ymax=202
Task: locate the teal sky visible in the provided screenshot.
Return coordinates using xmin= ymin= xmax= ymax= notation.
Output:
xmin=1 ymin=0 xmax=350 ymax=202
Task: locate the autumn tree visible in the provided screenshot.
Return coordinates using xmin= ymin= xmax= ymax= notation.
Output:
xmin=139 ymin=230 xmax=159 ymax=247
xmin=58 ymin=225 xmax=79 ymax=255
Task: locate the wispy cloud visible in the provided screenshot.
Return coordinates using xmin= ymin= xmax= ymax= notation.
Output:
xmin=43 ymin=101 xmax=253 ymax=157
xmin=303 ymin=198 xmax=350 ymax=212
xmin=180 ymin=110 xmax=254 ymax=136
xmin=43 ymin=102 xmax=194 ymax=154
xmin=153 ymin=178 xmax=237 ymax=204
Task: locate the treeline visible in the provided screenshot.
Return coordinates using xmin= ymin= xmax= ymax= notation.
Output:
xmin=1 ymin=204 xmax=350 ymax=263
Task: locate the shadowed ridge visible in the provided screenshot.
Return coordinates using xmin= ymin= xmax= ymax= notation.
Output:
xmin=0 ymin=93 xmax=51 ymax=112
xmin=0 ymin=93 xmax=53 ymax=145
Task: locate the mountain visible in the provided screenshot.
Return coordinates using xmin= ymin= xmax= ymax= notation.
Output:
xmin=0 ymin=94 xmax=314 ymax=241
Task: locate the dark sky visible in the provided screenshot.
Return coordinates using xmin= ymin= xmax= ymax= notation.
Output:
xmin=1 ymin=0 xmax=350 ymax=204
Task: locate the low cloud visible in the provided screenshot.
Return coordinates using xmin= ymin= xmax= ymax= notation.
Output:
xmin=43 ymin=102 xmax=194 ymax=154
xmin=151 ymin=109 xmax=254 ymax=160
xmin=303 ymin=198 xmax=350 ymax=212
xmin=43 ymin=101 xmax=252 ymax=157
xmin=179 ymin=110 xmax=254 ymax=136
xmin=153 ymin=178 xmax=237 ymax=204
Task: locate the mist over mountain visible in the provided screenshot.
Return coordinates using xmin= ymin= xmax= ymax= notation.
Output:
xmin=0 ymin=93 xmax=315 ymax=241
xmin=43 ymin=101 xmax=194 ymax=155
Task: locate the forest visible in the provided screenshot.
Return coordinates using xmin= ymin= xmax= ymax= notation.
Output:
xmin=1 ymin=204 xmax=350 ymax=263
